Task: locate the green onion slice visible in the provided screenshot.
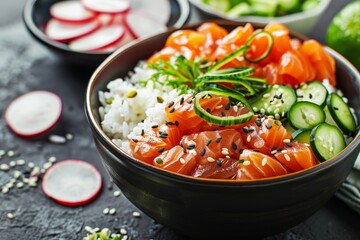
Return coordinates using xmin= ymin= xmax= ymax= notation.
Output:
xmin=244 ymin=30 xmax=274 ymax=63
xmin=208 ymin=45 xmax=249 ymax=72
xmin=194 ymin=90 xmax=254 ymax=126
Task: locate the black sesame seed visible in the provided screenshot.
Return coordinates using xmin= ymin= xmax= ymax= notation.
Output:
xmin=232 ymin=142 xmax=237 ymax=150
xmin=271 ymin=146 xmax=277 ymax=151
xmin=277 ymin=146 xmax=285 ymax=151
xmin=216 ymin=137 xmax=222 ymax=143
xmin=225 ymin=103 xmax=231 ymax=110
xmin=206 ymin=108 xmax=211 ymax=113
xmin=168 ymin=101 xmax=174 ymax=108
xmin=242 ymin=127 xmax=254 ymax=133
xmin=309 ymin=93 xmax=313 ymax=99
xmin=158 ymin=147 xmax=165 ymax=153
xmin=159 ymin=133 xmax=168 ymax=138
xmin=200 ymin=148 xmax=206 ymax=156
xmin=187 ymin=144 xmax=196 ymax=150
xmin=281 ymin=100 xmax=284 ymax=104
xmin=206 ymin=139 xmax=212 ymax=146
xmin=221 ymin=111 xmax=226 ymax=117
xmin=334 ymin=107 xmax=339 ymax=110
xmin=255 ymin=119 xmax=262 ymax=127
xmin=216 ymin=160 xmax=222 ymax=167
xmin=151 ymin=125 xmax=158 ymax=129
xmin=166 ymin=121 xmax=175 ymax=126
xmin=141 ymin=129 xmax=145 ymax=136
xmin=297 ymin=95 xmax=303 ymax=98
xmin=180 ymin=97 xmax=184 ymax=105
xmin=132 ymin=139 xmax=138 ymax=143
xmin=175 ymin=121 xmax=179 ymax=127
xmin=265 ymin=123 xmax=272 ymax=129
xmin=239 ymin=149 xmax=245 ymax=154
xmin=169 ymin=107 xmax=175 ymax=113
xmin=187 ymin=99 xmax=193 ymax=104
xmin=183 ymin=148 xmax=187 ymax=153
xmin=260 ymin=114 xmax=266 ymax=118
xmin=253 ymin=149 xmax=260 ymax=152
xmin=286 ymin=143 xmax=293 ymax=147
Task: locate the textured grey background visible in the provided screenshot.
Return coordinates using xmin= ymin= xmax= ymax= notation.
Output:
xmin=1 ymin=0 xmax=359 ymax=239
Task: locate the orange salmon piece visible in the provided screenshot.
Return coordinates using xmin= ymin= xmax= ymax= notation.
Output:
xmin=130 ymin=124 xmax=183 ymax=164
xmin=237 ymin=149 xmax=288 ymax=180
xmin=264 ymin=22 xmax=292 ymax=62
xmin=191 ymin=157 xmax=238 ymax=179
xmin=274 ymin=141 xmax=318 ymax=172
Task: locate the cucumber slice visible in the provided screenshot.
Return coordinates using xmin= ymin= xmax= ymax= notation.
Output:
xmin=310 ymin=123 xmax=346 ymax=162
xmin=284 ymin=121 xmax=296 ymax=135
xmin=292 ymin=129 xmax=311 ymax=144
xmin=227 ymin=2 xmax=252 ymax=17
xmin=327 ymin=92 xmax=356 ymax=133
xmin=250 ymin=85 xmax=296 ymax=117
xmin=296 ymin=81 xmax=328 ymax=107
xmin=288 ymin=102 xmax=325 ymax=129
xmin=203 ymin=0 xmax=232 ymax=12
xmin=250 ymin=0 xmax=278 ymax=17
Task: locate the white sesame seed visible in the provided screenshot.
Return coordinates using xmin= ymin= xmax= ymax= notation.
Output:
xmin=207 ymin=157 xmax=215 ymax=162
xmin=0 ymin=150 xmax=5 ymax=156
xmin=22 ymin=178 xmax=29 ymax=183
xmin=122 ymin=236 xmax=128 ymax=240
xmin=134 ymin=145 xmax=140 ymax=153
xmin=103 ymin=208 xmax=110 ymax=215
xmin=225 ymin=155 xmax=231 ymax=159
xmin=281 ymin=149 xmax=288 ymax=154
xmin=271 ymin=150 xmax=277 ymax=154
xmin=304 ymin=143 xmax=310 ymax=147
xmin=31 ymin=167 xmax=40 ymax=176
xmin=215 ymin=105 xmax=223 ymax=109
xmin=7 ymin=150 xmax=15 ymax=157
xmin=275 ymin=113 xmax=280 ymax=120
xmin=2 ymin=187 xmax=9 ymax=194
xmin=120 ymin=228 xmax=128 ymax=235
xmin=260 ymin=108 xmax=265 ymax=114
xmin=13 ymin=170 xmax=22 ymax=179
xmin=284 ymin=154 xmax=291 ymax=161
xmin=274 ymin=108 xmax=280 ymax=114
xmin=6 ymin=182 xmax=14 ymax=188
xmin=0 ymin=164 xmax=10 ymax=171
xmin=267 ymin=107 xmax=272 ymax=113
xmin=109 ymin=208 xmax=116 ymax=215
xmin=330 ymin=146 xmax=334 ymax=152
xmin=247 ymin=135 xmax=252 ymax=142
xmin=253 ymin=107 xmax=258 ymax=112
xmin=48 ymin=156 xmax=57 ymax=163
xmin=132 ymin=211 xmax=141 ymax=218
xmin=48 ymin=134 xmax=66 ymax=144
xmin=28 ymin=162 xmax=35 ymax=168
xmin=93 ymin=228 xmax=100 ymax=233
xmin=283 ymin=139 xmax=291 ymax=143
xmin=278 ymin=88 xmax=284 ymax=93
xmin=343 ymin=97 xmax=348 ymax=103
xmin=273 ymin=85 xmax=279 ymax=88
xmin=40 ymin=169 xmax=46 ymax=174
xmin=113 ymin=190 xmax=121 ymax=197
xmin=243 ymin=160 xmax=251 ymax=166
xmin=180 ymin=158 xmax=186 ymax=164
xmin=261 ymin=158 xmax=267 ymax=166
xmin=221 ymin=150 xmax=229 ymax=155
xmin=263 ymin=93 xmax=271 ymax=98
xmin=317 ymin=136 xmax=323 ymax=141
xmin=264 ymin=103 xmax=269 ymax=108
xmin=65 ymin=133 xmax=73 ymax=140
xmin=16 ymin=159 xmax=25 ymax=166
xmin=9 ymin=161 xmax=16 ymax=167
xmin=189 ymin=149 xmax=197 ymax=156
xmin=6 ymin=213 xmax=14 ymax=219
xmin=43 ymin=162 xmax=52 ymax=170
xmin=16 ymin=182 xmax=24 ymax=189
xmin=233 ymin=105 xmax=238 ymax=112
xmin=281 ymin=111 xmax=285 ymax=117
xmin=85 ymin=226 xmax=93 ymax=233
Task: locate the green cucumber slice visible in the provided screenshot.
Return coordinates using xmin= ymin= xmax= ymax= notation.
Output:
xmin=310 ymin=123 xmax=346 ymax=162
xmin=292 ymin=129 xmax=311 ymax=144
xmin=296 ymin=81 xmax=328 ymax=107
xmin=327 ymin=92 xmax=356 ymax=133
xmin=288 ymin=102 xmax=325 ymax=129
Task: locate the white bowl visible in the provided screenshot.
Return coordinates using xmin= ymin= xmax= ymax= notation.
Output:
xmin=190 ymin=0 xmax=331 ymax=34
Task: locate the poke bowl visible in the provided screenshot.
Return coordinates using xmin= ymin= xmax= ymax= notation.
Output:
xmin=85 ymin=21 xmax=360 ymax=239
xmin=23 ymin=0 xmax=190 ymax=66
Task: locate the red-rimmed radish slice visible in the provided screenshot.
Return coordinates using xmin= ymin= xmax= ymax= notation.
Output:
xmin=93 ymin=30 xmax=134 ymax=52
xmin=68 ymin=25 xmax=126 ymax=52
xmin=97 ymin=13 xmax=115 ymax=26
xmin=5 ymin=91 xmax=62 ymax=138
xmin=50 ymin=0 xmax=97 ymax=24
xmin=130 ymin=0 xmax=170 ymax=24
xmin=42 ymin=160 xmax=102 ymax=206
xmin=45 ymin=18 xmax=101 ymax=42
xmin=81 ymin=0 xmax=130 ymax=14
xmin=123 ymin=10 xmax=167 ymax=39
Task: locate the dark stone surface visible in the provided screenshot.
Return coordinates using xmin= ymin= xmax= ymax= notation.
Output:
xmin=0 ymin=1 xmax=359 ymax=240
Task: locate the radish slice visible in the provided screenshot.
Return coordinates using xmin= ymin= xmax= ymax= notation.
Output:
xmin=42 ymin=160 xmax=102 ymax=206
xmin=97 ymin=13 xmax=115 ymax=26
xmin=45 ymin=18 xmax=101 ymax=42
xmin=124 ymin=10 xmax=167 ymax=39
xmin=93 ymin=30 xmax=134 ymax=52
xmin=130 ymin=0 xmax=170 ymax=24
xmin=81 ymin=0 xmax=130 ymax=14
xmin=5 ymin=91 xmax=62 ymax=138
xmin=50 ymin=0 xmax=97 ymax=24
xmin=68 ymin=25 xmax=125 ymax=52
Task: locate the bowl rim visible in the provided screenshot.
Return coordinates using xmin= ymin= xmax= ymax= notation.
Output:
xmin=85 ymin=20 xmax=360 ymax=186
xmin=189 ymin=0 xmax=331 ymax=24
xmin=22 ymin=0 xmax=190 ymax=56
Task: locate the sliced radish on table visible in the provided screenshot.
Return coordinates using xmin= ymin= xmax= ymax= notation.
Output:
xmin=42 ymin=160 xmax=102 ymax=206
xmin=81 ymin=0 xmax=130 ymax=14
xmin=50 ymin=0 xmax=97 ymax=24
xmin=130 ymin=0 xmax=170 ymax=24
xmin=124 ymin=10 xmax=167 ymax=38
xmin=5 ymin=91 xmax=62 ymax=138
xmin=93 ymin=30 xmax=134 ymax=52
xmin=69 ymin=25 xmax=126 ymax=52
xmin=45 ymin=18 xmax=100 ymax=42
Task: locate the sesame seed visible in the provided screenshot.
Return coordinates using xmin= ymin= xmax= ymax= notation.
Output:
xmin=216 ymin=159 xmax=222 ymax=167
xmin=168 ymin=101 xmax=174 ymax=108
xmin=103 ymin=208 xmax=110 ymax=215
xmin=206 ymin=108 xmax=211 ymax=113
xmin=221 ymin=150 xmax=229 ymax=155
xmin=65 ymin=133 xmax=73 ymax=140
xmin=187 ymin=99 xmax=193 ymax=104
xmin=233 ymin=105 xmax=238 ymax=112
xmin=2 ymin=187 xmax=9 ymax=194
xmin=134 ymin=145 xmax=140 ymax=153
xmin=263 ymin=93 xmax=270 ymax=98
xmin=281 ymin=111 xmax=285 ymax=117
xmin=132 ymin=211 xmax=141 ymax=218
xmin=0 ymin=164 xmax=10 ymax=171
xmin=317 ymin=136 xmax=323 ymax=141
xmin=158 ymin=147 xmax=165 ymax=153
xmin=7 ymin=150 xmax=15 ymax=157
xmin=49 ymin=134 xmax=66 ymax=144
xmin=48 ymin=156 xmax=57 ymax=163
xmin=120 ymin=228 xmax=128 ymax=235
xmin=281 ymin=149 xmax=288 ymax=153
xmin=284 ymin=154 xmax=291 ymax=161
xmin=43 ymin=162 xmax=52 ymax=170
xmin=304 ymin=143 xmax=310 ymax=147
xmin=169 ymin=107 xmax=175 ymax=113
xmin=286 ymin=143 xmax=293 ymax=147
xmin=16 ymin=159 xmax=25 ymax=166
xmin=265 ymin=123 xmax=272 ymax=129
xmin=200 ymin=149 xmax=206 ymax=156
xmin=225 ymin=103 xmax=231 ymax=110
xmin=253 ymin=107 xmax=258 ymax=112
xmin=114 ymin=190 xmax=121 ymax=197
xmin=271 ymin=149 xmax=277 ymax=154
xmin=330 ymin=146 xmax=334 ymax=152
xmin=6 ymin=213 xmax=14 ymax=219
xmin=247 ymin=135 xmax=251 ymax=142
xmin=221 ymin=111 xmax=225 ymax=116
xmin=9 ymin=161 xmax=16 ymax=167
xmin=180 ymin=158 xmax=186 ymax=164
xmin=141 ymin=129 xmax=145 ymax=136
xmin=84 ymin=226 xmax=93 ymax=233
xmin=232 ymin=142 xmax=237 ymax=150
xmin=261 ymin=158 xmax=267 ymax=166
xmin=187 ymin=143 xmax=196 ymax=150
xmin=151 ymin=125 xmax=159 ymax=129
xmin=206 ymin=139 xmax=212 ymax=146
xmin=275 ymin=113 xmax=280 ymax=119
xmin=215 ymin=105 xmax=223 ymax=109
xmin=243 ymin=160 xmax=251 ymax=166
xmin=260 ymin=108 xmax=266 ymax=114
xmin=216 ymin=137 xmax=222 ymax=143
xmin=13 ymin=170 xmax=22 ymax=179
xmin=16 ymin=182 xmax=24 ymax=189
xmin=283 ymin=139 xmax=291 ymax=143
xmin=207 ymin=157 xmax=215 ymax=162
xmin=180 ymin=97 xmax=184 ymax=105
xmin=109 ymin=208 xmax=116 ymax=215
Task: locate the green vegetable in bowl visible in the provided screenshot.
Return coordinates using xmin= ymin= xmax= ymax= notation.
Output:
xmin=202 ymin=0 xmax=320 ymax=17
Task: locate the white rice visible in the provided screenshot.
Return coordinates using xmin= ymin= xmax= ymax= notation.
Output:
xmin=99 ymin=62 xmax=178 ymax=154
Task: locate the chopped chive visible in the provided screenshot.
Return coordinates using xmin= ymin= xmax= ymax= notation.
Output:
xmin=155 ymin=158 xmax=163 ymax=164
xmin=239 ymin=159 xmax=245 ymax=164
xmin=274 ymin=120 xmax=280 ymax=126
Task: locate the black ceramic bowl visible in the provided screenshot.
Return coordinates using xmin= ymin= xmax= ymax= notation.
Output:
xmin=85 ymin=21 xmax=360 ymax=239
xmin=23 ymin=0 xmax=190 ymax=66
